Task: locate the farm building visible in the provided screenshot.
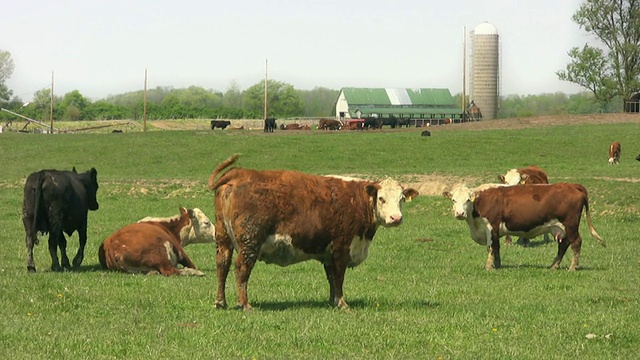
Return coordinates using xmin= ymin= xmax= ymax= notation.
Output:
xmin=335 ymin=88 xmax=463 ymax=122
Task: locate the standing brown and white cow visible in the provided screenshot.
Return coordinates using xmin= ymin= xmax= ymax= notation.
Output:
xmin=608 ymin=141 xmax=621 ymax=164
xmin=498 ymin=165 xmax=550 ymax=246
xmin=443 ymin=183 xmax=605 ymax=271
xmin=208 ymin=155 xmax=418 ymax=310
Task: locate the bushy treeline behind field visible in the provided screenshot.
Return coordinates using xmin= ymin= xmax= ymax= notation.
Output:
xmin=0 ymin=118 xmax=638 ymax=359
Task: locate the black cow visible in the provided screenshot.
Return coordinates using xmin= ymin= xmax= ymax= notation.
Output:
xmin=211 ymin=120 xmax=231 ymax=130
xmin=396 ymin=118 xmax=411 ymax=128
xmin=264 ymin=117 xmax=277 ymax=132
xmin=363 ymin=117 xmax=382 ymax=130
xmin=421 ymin=130 xmax=431 ymax=136
xmin=636 ymin=154 xmax=640 ymax=162
xmin=22 ymin=167 xmax=100 ymax=272
xmin=381 ymin=117 xmax=398 ymax=129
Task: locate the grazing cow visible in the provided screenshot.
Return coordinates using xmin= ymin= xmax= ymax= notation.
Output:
xmin=22 ymin=167 xmax=100 ymax=272
xmin=608 ymin=141 xmax=621 ymax=164
xmin=211 ymin=120 xmax=231 ymax=130
xmin=443 ymin=183 xmax=605 ymax=271
xmin=264 ymin=117 xmax=277 ymax=132
xmin=498 ymin=166 xmax=550 ymax=246
xmin=208 ymin=155 xmax=419 ymax=310
xmin=99 ymin=207 xmax=205 ymax=276
xmin=318 ymin=118 xmax=342 ymax=130
xmin=381 ymin=117 xmax=398 ymax=129
xmin=421 ymin=130 xmax=431 ymax=137
xmin=363 ymin=117 xmax=381 ymax=129
xmin=138 ymin=207 xmax=215 ymax=246
xmin=636 ymin=153 xmax=640 ymax=162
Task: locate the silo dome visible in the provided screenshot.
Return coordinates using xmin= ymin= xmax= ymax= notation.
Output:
xmin=474 ymin=22 xmax=499 ymax=35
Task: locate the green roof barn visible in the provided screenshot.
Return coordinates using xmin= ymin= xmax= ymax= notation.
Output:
xmin=335 ymin=88 xmax=463 ymax=120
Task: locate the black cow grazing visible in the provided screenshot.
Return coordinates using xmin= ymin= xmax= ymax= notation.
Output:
xmin=421 ymin=130 xmax=431 ymax=136
xmin=636 ymin=154 xmax=640 ymax=162
xmin=211 ymin=120 xmax=231 ymax=130
xmin=363 ymin=117 xmax=382 ymax=129
xmin=22 ymin=167 xmax=100 ymax=272
xmin=264 ymin=117 xmax=277 ymax=132
xmin=381 ymin=117 xmax=398 ymax=129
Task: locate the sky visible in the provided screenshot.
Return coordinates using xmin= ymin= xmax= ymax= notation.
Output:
xmin=1 ymin=0 xmax=593 ymax=101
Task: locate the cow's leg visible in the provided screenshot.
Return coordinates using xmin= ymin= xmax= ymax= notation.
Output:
xmin=485 ymin=230 xmax=501 ymax=270
xmin=516 ymin=237 xmax=531 ymax=247
xmin=324 ymin=252 xmax=349 ymax=308
xmin=25 ymin=234 xmax=37 ymax=272
xmin=214 ymin=238 xmax=233 ymax=309
xmin=550 ymin=237 xmax=571 ymax=269
xmin=323 ymin=263 xmax=337 ymax=306
xmin=72 ymin=224 xmax=88 ymax=269
xmin=568 ymin=235 xmax=582 ymax=271
xmin=234 ymin=237 xmax=259 ymax=311
xmin=48 ymin=232 xmax=62 ymax=272
xmin=57 ymin=231 xmax=71 ymax=270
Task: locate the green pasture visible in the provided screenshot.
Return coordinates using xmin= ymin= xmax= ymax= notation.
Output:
xmin=0 ymin=120 xmax=639 ymax=359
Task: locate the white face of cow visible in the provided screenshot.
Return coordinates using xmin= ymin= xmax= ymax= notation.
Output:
xmin=372 ymin=178 xmax=408 ymax=227
xmin=444 ymin=185 xmax=475 ymax=220
xmin=500 ymin=169 xmax=522 ymax=185
xmin=182 ymin=208 xmax=215 ymax=246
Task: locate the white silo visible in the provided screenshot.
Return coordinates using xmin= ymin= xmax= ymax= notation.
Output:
xmin=470 ymin=22 xmax=499 ymax=120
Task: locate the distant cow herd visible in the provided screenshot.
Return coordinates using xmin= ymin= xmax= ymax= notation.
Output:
xmin=20 ymin=138 xmax=632 ymax=310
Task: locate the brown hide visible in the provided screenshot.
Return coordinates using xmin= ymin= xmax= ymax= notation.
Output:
xmin=473 ymin=183 xmax=604 ymax=270
xmin=517 ymin=166 xmax=549 ymax=184
xmin=609 ymin=141 xmax=621 ymax=163
xmin=208 ymin=155 xmax=417 ymax=310
xmin=98 ymin=207 xmax=202 ymax=276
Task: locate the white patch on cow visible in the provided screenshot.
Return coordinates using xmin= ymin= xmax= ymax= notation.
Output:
xmin=375 ymin=178 xmax=407 ymax=226
xmin=164 ymin=241 xmax=179 ymax=266
xmin=258 ymin=234 xmax=318 ymax=267
xmin=138 ymin=208 xmax=215 ymax=246
xmin=223 ymin=218 xmax=239 ymax=252
xmin=501 ymin=169 xmax=522 ymax=185
xmin=324 ymin=175 xmax=364 ymax=182
xmin=348 ymin=236 xmax=371 ymax=267
xmin=499 ymin=220 xmax=566 ymax=240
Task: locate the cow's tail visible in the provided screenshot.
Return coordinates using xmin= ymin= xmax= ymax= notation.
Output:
xmin=208 ymin=154 xmax=240 ymax=191
xmin=31 ymin=172 xmax=47 ymax=236
xmin=583 ymin=198 xmax=606 ymax=248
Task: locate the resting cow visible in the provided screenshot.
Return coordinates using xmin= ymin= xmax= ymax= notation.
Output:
xmin=318 ymin=118 xmax=342 ymax=130
xmin=608 ymin=141 xmax=621 ymax=164
xmin=22 ymin=167 xmax=99 ymax=272
xmin=443 ymin=183 xmax=605 ymax=271
xmin=99 ymin=207 xmax=206 ymax=276
xmin=138 ymin=207 xmax=215 ymax=246
xmin=208 ymin=155 xmax=418 ymax=310
xmin=498 ymin=165 xmax=550 ymax=246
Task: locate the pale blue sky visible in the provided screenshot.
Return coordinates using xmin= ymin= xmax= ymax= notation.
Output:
xmin=1 ymin=0 xmax=590 ymax=101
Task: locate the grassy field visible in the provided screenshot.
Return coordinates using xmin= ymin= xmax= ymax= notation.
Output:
xmin=0 ymin=118 xmax=639 ymax=359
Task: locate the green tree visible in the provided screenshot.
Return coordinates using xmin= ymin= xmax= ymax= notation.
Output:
xmin=243 ymin=80 xmax=304 ymax=118
xmin=557 ymin=0 xmax=640 ymax=107
xmin=296 ymin=87 xmax=339 ymax=117
xmin=59 ymin=90 xmax=90 ymax=120
xmin=0 ymin=50 xmax=15 ymax=101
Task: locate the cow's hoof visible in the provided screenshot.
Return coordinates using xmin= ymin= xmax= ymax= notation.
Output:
xmin=72 ymin=257 xmax=83 ymax=268
xmin=214 ymin=301 xmax=227 ymax=309
xmin=27 ymin=266 xmax=36 ymax=273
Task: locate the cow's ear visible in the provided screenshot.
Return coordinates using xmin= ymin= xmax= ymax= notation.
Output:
xmin=365 ymin=183 xmax=379 ymax=198
xmin=520 ymin=174 xmax=530 ymax=184
xmin=498 ymin=175 xmax=506 ymax=183
xmin=442 ymin=191 xmax=452 ymax=199
xmin=90 ymin=167 xmax=97 ymax=177
xmin=403 ymin=188 xmax=419 ymax=202
xmin=72 ymin=166 xmax=77 ymax=173
xmin=470 ymin=193 xmax=477 ymax=202
xmin=179 ymin=207 xmax=188 ymax=216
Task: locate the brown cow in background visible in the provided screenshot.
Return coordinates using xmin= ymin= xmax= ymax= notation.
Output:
xmin=608 ymin=141 xmax=621 ymax=164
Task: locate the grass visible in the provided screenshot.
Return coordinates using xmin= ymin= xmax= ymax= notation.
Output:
xmin=0 ymin=119 xmax=639 ymax=359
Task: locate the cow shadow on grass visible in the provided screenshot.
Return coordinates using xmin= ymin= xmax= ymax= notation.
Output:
xmin=254 ymin=299 xmax=441 ymax=312
xmin=39 ymin=264 xmax=103 ymax=273
xmin=498 ymin=263 xmax=606 ymax=271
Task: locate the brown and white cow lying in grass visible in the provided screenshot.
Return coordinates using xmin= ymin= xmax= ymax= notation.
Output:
xmin=443 ymin=183 xmax=606 ymax=271
xmin=98 ymin=207 xmax=209 ymax=276
xmin=208 ymin=154 xmax=418 ymax=310
xmin=138 ymin=207 xmax=215 ymax=246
